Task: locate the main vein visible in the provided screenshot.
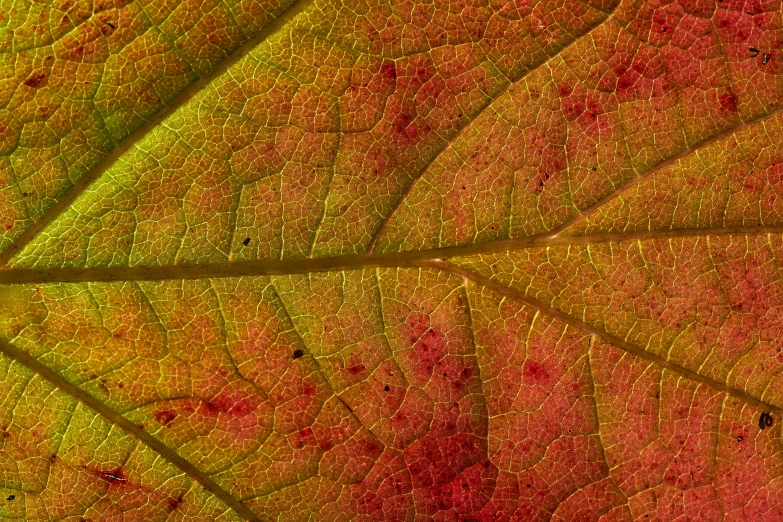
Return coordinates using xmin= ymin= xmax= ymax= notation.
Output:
xmin=2 ymin=225 xmax=781 ymax=285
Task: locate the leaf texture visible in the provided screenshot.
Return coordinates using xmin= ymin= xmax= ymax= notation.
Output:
xmin=1 ymin=0 xmax=783 ymax=520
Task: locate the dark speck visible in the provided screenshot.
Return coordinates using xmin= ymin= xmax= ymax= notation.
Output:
xmin=106 ymin=22 xmax=116 ymax=28
xmin=242 ymin=237 xmax=250 ymax=246
xmin=384 ymin=385 xmax=390 ymax=392
xmin=737 ymin=435 xmax=743 ymax=442
xmin=763 ymin=53 xmax=771 ymax=64
xmin=6 ymin=495 xmax=14 ymax=501
xmin=23 ymin=72 xmax=47 ymax=88
xmin=292 ymin=349 xmax=304 ymax=359
xmin=100 ymin=471 xmax=127 ymax=484
xmin=749 ymin=47 xmax=760 ymax=57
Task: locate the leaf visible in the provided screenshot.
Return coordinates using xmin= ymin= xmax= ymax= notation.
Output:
xmin=1 ymin=0 xmax=783 ymax=519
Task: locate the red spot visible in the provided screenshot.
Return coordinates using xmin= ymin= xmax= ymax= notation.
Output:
xmin=292 ymin=427 xmax=318 ymax=449
xmin=346 ymin=364 xmax=366 ymax=376
xmin=200 ymin=395 xmax=256 ymax=417
xmin=23 ymin=72 xmax=47 ymax=88
xmin=381 ymin=61 xmax=397 ymax=80
xmin=523 ymin=360 xmax=550 ymax=385
xmin=414 ymin=329 xmax=447 ymax=376
xmin=720 ymin=91 xmax=739 ymax=112
xmin=99 ymin=470 xmax=127 ymax=484
xmin=392 ymin=112 xmax=415 ymax=139
xmin=167 ymin=497 xmax=182 ymax=511
xmin=452 ymin=366 xmax=473 ymax=390
xmin=201 ymin=401 xmax=221 ymax=415
xmin=153 ymin=410 xmax=177 ymax=426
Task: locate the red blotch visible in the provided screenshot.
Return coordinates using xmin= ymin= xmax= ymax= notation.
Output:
xmin=400 ymin=313 xmax=449 ymax=384
xmin=291 ymin=427 xmax=318 ymax=449
xmin=453 ymin=366 xmax=473 ymax=390
xmin=201 ymin=401 xmax=221 ymax=415
xmin=167 ymin=497 xmax=182 ymax=511
xmin=561 ymin=92 xmax=585 ymax=121
xmin=364 ymin=441 xmax=382 ymax=456
xmin=523 ymin=360 xmax=550 ymax=385
xmin=404 ymin=434 xmax=489 ymax=514
xmin=346 ymin=363 xmax=366 ymax=376
xmin=391 ymin=111 xmax=427 ymax=143
xmin=381 ymin=61 xmax=397 ymax=80
xmin=720 ymin=90 xmax=739 ymax=112
xmin=199 ymin=394 xmax=256 ymax=418
xmin=153 ymin=409 xmax=177 ymax=426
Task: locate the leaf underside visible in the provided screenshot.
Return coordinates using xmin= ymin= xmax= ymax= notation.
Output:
xmin=1 ymin=0 xmax=783 ymax=520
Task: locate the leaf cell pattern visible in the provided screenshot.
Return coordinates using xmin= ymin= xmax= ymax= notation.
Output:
xmin=1 ymin=0 xmax=783 ymax=519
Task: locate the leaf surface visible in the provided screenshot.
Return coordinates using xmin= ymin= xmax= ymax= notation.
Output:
xmin=1 ymin=0 xmax=783 ymax=519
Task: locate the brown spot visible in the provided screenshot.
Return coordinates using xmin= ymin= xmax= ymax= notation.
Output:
xmin=167 ymin=497 xmax=182 ymax=511
xmin=292 ymin=349 xmax=304 ymax=359
xmin=153 ymin=410 xmax=177 ymax=426
xmin=23 ymin=72 xmax=47 ymax=88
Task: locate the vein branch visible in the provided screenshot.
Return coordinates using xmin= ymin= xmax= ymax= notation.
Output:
xmin=0 ymin=0 xmax=315 ymax=268
xmin=364 ymin=1 xmax=620 ymax=253
xmin=548 ymin=104 xmax=783 ymax=237
xmin=0 ymin=338 xmax=263 ymax=522
xmin=435 ymin=260 xmax=783 ymax=416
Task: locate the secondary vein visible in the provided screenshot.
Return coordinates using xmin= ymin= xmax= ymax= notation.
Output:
xmin=435 ymin=260 xmax=783 ymax=416
xmin=0 ymin=0 xmax=315 ymax=268
xmin=0 ymin=338 xmax=264 ymax=522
